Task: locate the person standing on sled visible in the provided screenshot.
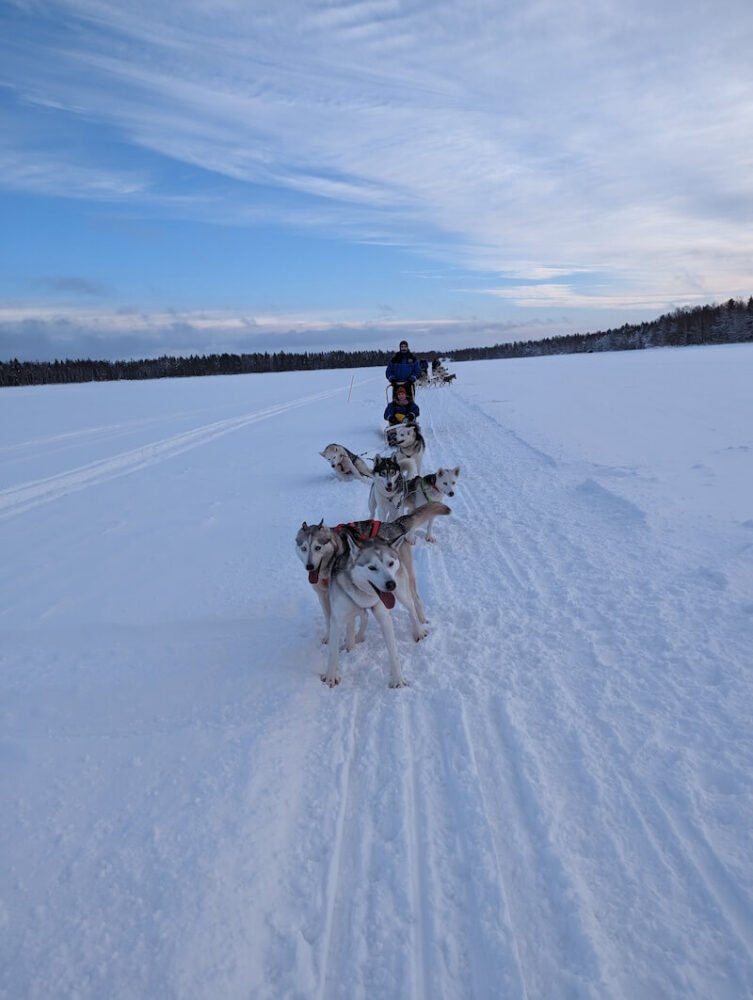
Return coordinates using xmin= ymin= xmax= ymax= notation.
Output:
xmin=386 ymin=340 xmax=422 ymax=389
xmin=384 ymin=385 xmax=420 ymax=425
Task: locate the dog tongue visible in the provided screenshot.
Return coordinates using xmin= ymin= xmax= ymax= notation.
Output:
xmin=308 ymin=570 xmax=319 ymax=584
xmin=379 ymin=590 xmax=396 ymax=609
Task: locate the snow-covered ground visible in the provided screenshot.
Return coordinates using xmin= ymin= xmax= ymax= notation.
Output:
xmin=1 ymin=345 xmax=752 ymax=999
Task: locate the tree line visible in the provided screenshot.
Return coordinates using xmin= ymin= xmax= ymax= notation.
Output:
xmin=447 ymin=297 xmax=753 ymax=363
xmin=2 ymin=298 xmax=752 ymax=388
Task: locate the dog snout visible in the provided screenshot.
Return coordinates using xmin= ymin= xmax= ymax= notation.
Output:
xmin=384 ymin=580 xmax=396 ymax=591
xmin=306 ymin=563 xmax=314 ymax=572
xmin=448 ymin=491 xmax=455 ymax=497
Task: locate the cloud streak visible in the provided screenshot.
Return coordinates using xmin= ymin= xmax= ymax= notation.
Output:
xmin=0 ymin=304 xmax=565 ymax=362
xmin=1 ymin=0 xmax=753 ymax=349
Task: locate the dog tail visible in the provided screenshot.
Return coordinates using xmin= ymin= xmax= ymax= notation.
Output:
xmin=396 ymin=501 xmax=450 ymax=534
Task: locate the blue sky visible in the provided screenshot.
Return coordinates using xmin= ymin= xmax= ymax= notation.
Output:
xmin=2 ymin=0 xmax=752 ymax=361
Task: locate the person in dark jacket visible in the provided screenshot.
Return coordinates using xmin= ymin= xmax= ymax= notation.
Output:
xmin=384 ymin=385 xmax=420 ymax=425
xmin=385 ymin=341 xmax=422 ymax=385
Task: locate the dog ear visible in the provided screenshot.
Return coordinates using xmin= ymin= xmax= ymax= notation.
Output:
xmin=317 ymin=518 xmax=324 ymax=529
xmin=302 ymin=521 xmax=308 ymax=530
xmin=345 ymin=531 xmax=361 ymax=557
xmin=454 ymin=466 xmax=460 ymax=475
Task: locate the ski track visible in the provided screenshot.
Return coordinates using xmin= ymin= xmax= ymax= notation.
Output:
xmin=418 ymin=386 xmax=753 ymax=998
xmin=417 ymin=394 xmax=606 ymax=998
xmin=0 ymin=385 xmax=352 ymax=521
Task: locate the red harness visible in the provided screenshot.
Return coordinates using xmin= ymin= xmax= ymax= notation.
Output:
xmin=310 ymin=520 xmax=382 ymax=587
xmin=334 ymin=519 xmax=381 ymax=540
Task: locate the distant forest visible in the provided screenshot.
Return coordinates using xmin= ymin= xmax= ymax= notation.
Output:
xmin=2 ymin=297 xmax=752 ymax=388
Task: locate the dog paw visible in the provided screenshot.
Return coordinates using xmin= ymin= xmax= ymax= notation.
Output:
xmin=413 ymin=626 xmax=429 ymax=641
xmin=321 ymin=674 xmax=341 ymax=687
xmin=389 ymin=677 xmax=409 ymax=688
xmin=425 ymin=535 xmax=436 ymax=543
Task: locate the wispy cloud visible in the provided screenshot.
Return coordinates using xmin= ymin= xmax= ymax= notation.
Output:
xmin=0 ymin=148 xmax=148 ymax=200
xmin=2 ymin=0 xmax=753 ymax=337
xmin=32 ymin=275 xmax=113 ymax=297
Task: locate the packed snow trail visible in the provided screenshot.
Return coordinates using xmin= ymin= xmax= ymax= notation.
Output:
xmin=2 ymin=362 xmax=752 ymax=1000
xmin=166 ymin=380 xmax=751 ymax=998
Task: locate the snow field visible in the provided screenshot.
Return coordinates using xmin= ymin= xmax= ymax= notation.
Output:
xmin=1 ymin=347 xmax=752 ymax=998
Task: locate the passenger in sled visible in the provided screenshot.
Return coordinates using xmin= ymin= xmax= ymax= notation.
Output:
xmin=384 ymin=384 xmax=420 ymax=425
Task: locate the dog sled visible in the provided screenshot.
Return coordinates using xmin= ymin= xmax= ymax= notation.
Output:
xmin=385 ymin=379 xmax=416 ymax=403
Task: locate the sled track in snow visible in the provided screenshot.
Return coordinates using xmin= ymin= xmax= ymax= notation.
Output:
xmin=0 ymin=385 xmax=352 ymax=521
xmin=414 ymin=392 xmax=606 ymax=996
xmin=415 ymin=386 xmax=753 ymax=996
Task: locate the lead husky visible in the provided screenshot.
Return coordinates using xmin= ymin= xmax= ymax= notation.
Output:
xmin=403 ymin=467 xmax=461 ymax=541
xmin=368 ymin=454 xmax=406 ymax=521
xmin=325 ymin=535 xmax=411 ymax=688
xmin=295 ymin=503 xmax=450 ymax=655
xmin=320 ymin=443 xmax=372 ymax=482
xmin=386 ymin=420 xmax=425 ymax=480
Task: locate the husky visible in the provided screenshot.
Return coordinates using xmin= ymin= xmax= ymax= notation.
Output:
xmin=295 ymin=504 xmax=450 ymax=662
xmin=295 ymin=518 xmax=368 ymax=646
xmin=386 ymin=420 xmax=426 ymax=480
xmin=368 ymin=454 xmax=406 ymax=522
xmin=325 ymin=535 xmax=410 ymax=688
xmin=320 ymin=443 xmax=372 ymax=482
xmin=403 ymin=467 xmax=461 ymax=542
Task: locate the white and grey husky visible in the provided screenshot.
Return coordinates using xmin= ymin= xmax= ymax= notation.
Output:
xmin=403 ymin=467 xmax=460 ymax=542
xmin=368 ymin=454 xmax=406 ymax=522
xmin=320 ymin=443 xmax=372 ymax=482
xmin=385 ymin=420 xmax=425 ymax=480
xmin=325 ymin=534 xmax=411 ymax=688
xmin=295 ymin=504 xmax=450 ymax=678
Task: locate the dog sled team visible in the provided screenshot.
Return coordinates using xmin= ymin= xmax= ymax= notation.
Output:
xmin=297 ymin=340 xmax=460 ymax=688
xmin=419 ymin=357 xmax=456 ymax=387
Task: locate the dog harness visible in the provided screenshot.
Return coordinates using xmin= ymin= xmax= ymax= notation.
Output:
xmin=334 ymin=519 xmax=382 ymax=540
xmin=418 ymin=476 xmax=437 ymax=503
xmin=310 ymin=520 xmax=382 ymax=588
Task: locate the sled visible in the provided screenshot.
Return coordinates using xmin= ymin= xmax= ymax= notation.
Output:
xmin=385 ymin=379 xmax=416 ymax=403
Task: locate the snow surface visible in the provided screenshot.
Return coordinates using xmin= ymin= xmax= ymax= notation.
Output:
xmin=1 ymin=345 xmax=753 ymax=1000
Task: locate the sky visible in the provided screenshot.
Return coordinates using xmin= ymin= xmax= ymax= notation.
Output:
xmin=2 ymin=0 xmax=753 ymax=362
xmin=2 ymin=347 xmax=752 ymax=996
